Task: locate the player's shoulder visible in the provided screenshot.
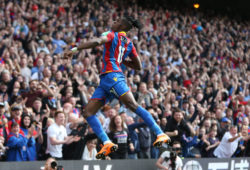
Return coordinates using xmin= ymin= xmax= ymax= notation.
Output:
xmin=118 ymin=32 xmax=132 ymax=45
xmin=101 ymin=31 xmax=113 ymax=36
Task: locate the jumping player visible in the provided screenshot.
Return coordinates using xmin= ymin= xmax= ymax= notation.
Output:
xmin=64 ymin=16 xmax=170 ymax=159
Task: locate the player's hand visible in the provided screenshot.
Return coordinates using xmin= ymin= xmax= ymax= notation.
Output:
xmin=64 ymin=50 xmax=75 ymax=59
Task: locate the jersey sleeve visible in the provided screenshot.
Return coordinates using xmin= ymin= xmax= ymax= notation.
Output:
xmin=129 ymin=45 xmax=138 ymax=58
xmin=102 ymin=31 xmax=114 ymax=42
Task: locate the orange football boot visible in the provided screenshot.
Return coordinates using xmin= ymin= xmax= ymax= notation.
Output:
xmin=96 ymin=142 xmax=118 ymax=159
xmin=153 ymin=134 xmax=171 ymax=148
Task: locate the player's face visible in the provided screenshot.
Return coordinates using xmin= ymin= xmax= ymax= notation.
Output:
xmin=111 ymin=18 xmax=122 ymax=32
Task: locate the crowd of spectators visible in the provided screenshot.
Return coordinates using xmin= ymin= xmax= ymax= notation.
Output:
xmin=0 ymin=0 xmax=249 ymax=162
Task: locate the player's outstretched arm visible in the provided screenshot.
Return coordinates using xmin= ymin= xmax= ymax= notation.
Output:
xmin=122 ymin=55 xmax=142 ymax=70
xmin=64 ymin=36 xmax=108 ymax=58
xmin=77 ymin=36 xmax=108 ymax=50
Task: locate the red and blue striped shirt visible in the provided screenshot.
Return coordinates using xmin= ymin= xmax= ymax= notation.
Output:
xmin=101 ymin=31 xmax=138 ymax=74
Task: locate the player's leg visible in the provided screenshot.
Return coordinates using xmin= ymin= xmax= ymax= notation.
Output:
xmin=85 ymin=87 xmax=117 ymax=159
xmin=84 ymin=99 xmax=110 ymax=143
xmin=120 ymin=92 xmax=170 ymax=147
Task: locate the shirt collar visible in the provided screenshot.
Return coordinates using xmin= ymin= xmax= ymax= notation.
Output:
xmin=119 ymin=31 xmax=126 ymax=36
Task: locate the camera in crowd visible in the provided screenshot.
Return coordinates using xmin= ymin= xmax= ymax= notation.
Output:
xmin=51 ymin=160 xmax=63 ymax=170
xmin=163 ymin=144 xmax=182 ymax=170
xmin=40 ymin=158 xmax=64 ymax=170
xmin=70 ymin=122 xmax=87 ymax=137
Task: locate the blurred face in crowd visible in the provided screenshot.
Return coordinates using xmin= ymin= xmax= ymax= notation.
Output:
xmin=69 ymin=97 xmax=76 ymax=107
xmin=174 ymin=111 xmax=183 ymax=123
xmin=33 ymin=99 xmax=42 ymax=111
xmin=172 ymin=142 xmax=182 ymax=155
xmin=182 ymin=102 xmax=189 ymax=110
xmin=126 ymin=116 xmax=134 ymax=125
xmin=43 ymin=67 xmax=52 ymax=78
xmin=1 ymin=72 xmax=10 ymax=83
xmin=241 ymin=125 xmax=248 ymax=137
xmin=226 ymin=109 xmax=233 ymax=118
xmin=55 ymin=112 xmax=65 ymax=125
xmin=12 ymin=108 xmax=22 ymax=119
xmin=55 ymin=71 xmax=62 ymax=81
xmin=29 ymin=80 xmax=38 ymax=92
xmin=196 ymin=92 xmax=203 ymax=102
xmin=23 ymin=116 xmax=31 ymax=128
xmin=63 ymin=102 xmax=73 ymax=114
xmin=0 ymin=83 xmax=7 ymax=93
xmin=86 ymin=139 xmax=97 ymax=151
xmin=0 ymin=105 xmax=5 ymax=115
xmin=210 ymin=130 xmax=217 ymax=138
xmin=152 ymin=98 xmax=159 ymax=107
xmin=20 ymin=58 xmax=27 ymax=67
xmin=230 ymin=126 xmax=238 ymax=136
xmin=203 ymin=119 xmax=211 ymax=129
xmin=242 ymin=117 xmax=249 ymax=126
xmin=161 ymin=117 xmax=167 ymax=127
xmin=215 ymin=108 xmax=223 ymax=119
xmin=154 ymin=73 xmax=160 ymax=82
xmin=107 ymin=108 xmax=117 ymax=118
xmin=51 ymin=64 xmax=58 ymax=74
xmin=37 ymin=58 xmax=44 ymax=68
xmin=114 ymin=115 xmax=123 ymax=128
xmin=189 ymin=105 xmax=195 ymax=114
xmin=139 ymin=82 xmax=147 ymax=93
xmin=11 ymin=124 xmax=20 ymax=135
xmin=245 ymin=106 xmax=250 ymax=115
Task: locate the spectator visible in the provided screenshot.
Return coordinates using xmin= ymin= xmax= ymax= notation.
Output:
xmin=46 ymin=111 xmax=79 ymax=159
xmin=137 ymin=118 xmax=152 ymax=159
xmin=20 ymin=113 xmax=43 ymax=161
xmin=164 ymin=108 xmax=194 ymax=145
xmin=213 ymin=125 xmax=250 ymax=158
xmin=205 ymin=129 xmax=220 ymax=157
xmin=81 ymin=138 xmax=98 ymax=160
xmin=156 ymin=141 xmax=183 ymax=170
xmin=43 ymin=157 xmax=57 ymax=170
xmin=233 ymin=125 xmax=249 ymax=157
xmin=108 ymin=115 xmax=134 ymax=159
xmin=0 ymin=102 xmax=8 ymax=139
xmin=126 ymin=116 xmax=146 ymax=159
xmin=8 ymin=105 xmax=22 ymax=133
xmin=51 ymin=32 xmax=67 ymax=55
xmin=6 ymin=122 xmax=30 ymax=161
xmin=21 ymin=80 xmax=54 ymax=108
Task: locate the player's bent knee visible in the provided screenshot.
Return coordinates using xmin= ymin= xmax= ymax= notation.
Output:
xmin=84 ymin=108 xmax=95 ymax=118
xmin=126 ymin=101 xmax=138 ymax=112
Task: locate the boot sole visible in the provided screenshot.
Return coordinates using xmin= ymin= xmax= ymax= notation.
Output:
xmin=96 ymin=145 xmax=118 ymax=160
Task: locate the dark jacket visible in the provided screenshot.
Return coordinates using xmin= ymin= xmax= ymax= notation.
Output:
xmin=164 ymin=117 xmax=191 ymax=144
xmin=127 ymin=122 xmax=146 ymax=154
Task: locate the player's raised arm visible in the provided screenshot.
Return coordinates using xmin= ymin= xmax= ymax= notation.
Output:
xmin=64 ymin=36 xmax=108 ymax=58
xmin=77 ymin=36 xmax=108 ymax=50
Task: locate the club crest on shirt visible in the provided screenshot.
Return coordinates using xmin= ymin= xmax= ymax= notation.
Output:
xmin=113 ymin=77 xmax=117 ymax=82
xmin=120 ymin=36 xmax=127 ymax=44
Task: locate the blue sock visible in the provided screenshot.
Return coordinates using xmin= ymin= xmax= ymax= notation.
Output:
xmin=135 ymin=106 xmax=163 ymax=135
xmin=86 ymin=115 xmax=110 ymax=143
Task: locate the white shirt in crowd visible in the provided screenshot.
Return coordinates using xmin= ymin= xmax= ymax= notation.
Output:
xmin=158 ymin=151 xmax=183 ymax=170
xmin=213 ymin=131 xmax=242 ymax=158
xmin=46 ymin=123 xmax=67 ymax=158
xmin=81 ymin=145 xmax=97 ymax=160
